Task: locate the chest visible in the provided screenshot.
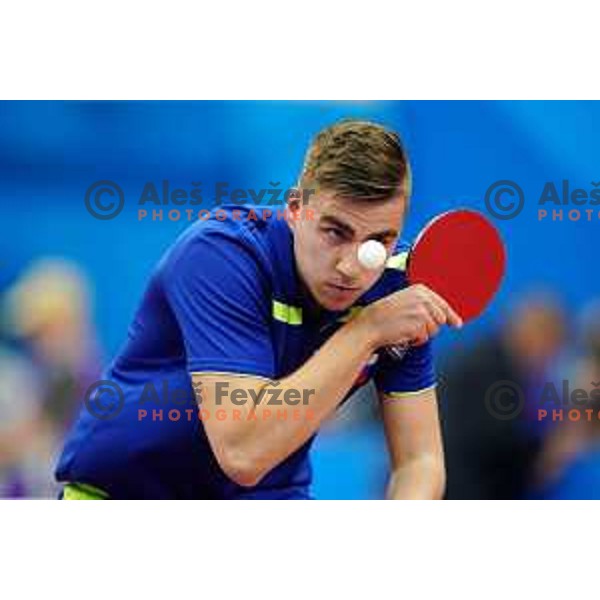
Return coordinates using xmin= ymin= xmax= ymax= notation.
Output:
xmin=270 ymin=309 xmax=381 ymax=393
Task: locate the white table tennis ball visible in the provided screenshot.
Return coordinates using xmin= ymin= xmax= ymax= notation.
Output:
xmin=357 ymin=240 xmax=387 ymax=270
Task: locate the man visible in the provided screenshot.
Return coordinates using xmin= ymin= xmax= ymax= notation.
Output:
xmin=55 ymin=120 xmax=462 ymax=499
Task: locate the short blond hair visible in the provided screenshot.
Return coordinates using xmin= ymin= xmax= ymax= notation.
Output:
xmin=300 ymin=119 xmax=411 ymax=202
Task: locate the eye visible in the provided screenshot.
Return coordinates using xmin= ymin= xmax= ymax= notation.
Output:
xmin=324 ymin=227 xmax=345 ymax=243
xmin=373 ymin=237 xmax=395 ymax=250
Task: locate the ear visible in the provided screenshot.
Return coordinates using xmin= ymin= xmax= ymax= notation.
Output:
xmin=286 ymin=188 xmax=303 ymax=230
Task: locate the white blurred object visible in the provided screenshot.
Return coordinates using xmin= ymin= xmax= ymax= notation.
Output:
xmin=3 ymin=257 xmax=90 ymax=338
xmin=357 ymin=240 xmax=387 ymax=270
xmin=2 ymin=257 xmax=95 ymax=370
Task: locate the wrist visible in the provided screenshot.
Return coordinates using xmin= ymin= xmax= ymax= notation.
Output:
xmin=349 ymin=306 xmax=381 ymax=353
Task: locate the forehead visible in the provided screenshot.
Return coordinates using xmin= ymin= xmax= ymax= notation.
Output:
xmin=312 ymin=192 xmax=405 ymax=236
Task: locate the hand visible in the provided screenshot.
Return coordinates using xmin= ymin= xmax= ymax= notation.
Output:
xmin=359 ymin=284 xmax=463 ymax=349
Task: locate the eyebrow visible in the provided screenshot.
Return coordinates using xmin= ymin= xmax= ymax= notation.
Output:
xmin=320 ymin=214 xmax=398 ymax=240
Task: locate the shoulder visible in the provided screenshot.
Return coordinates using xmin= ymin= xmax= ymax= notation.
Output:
xmin=158 ymin=205 xmax=287 ymax=280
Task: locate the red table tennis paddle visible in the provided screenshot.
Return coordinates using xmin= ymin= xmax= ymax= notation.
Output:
xmin=407 ymin=208 xmax=505 ymax=322
xmin=386 ymin=209 xmax=505 ymax=358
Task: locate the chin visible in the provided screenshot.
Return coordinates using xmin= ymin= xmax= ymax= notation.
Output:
xmin=317 ymin=290 xmax=360 ymax=312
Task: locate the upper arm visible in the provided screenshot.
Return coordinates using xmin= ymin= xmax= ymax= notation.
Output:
xmin=374 ymin=341 xmax=442 ymax=467
xmin=379 ymin=386 xmax=444 ymax=468
xmin=160 ymin=229 xmax=278 ymax=483
xmin=191 ymin=371 xmax=273 ymax=481
xmin=162 ymin=229 xmax=276 ymax=378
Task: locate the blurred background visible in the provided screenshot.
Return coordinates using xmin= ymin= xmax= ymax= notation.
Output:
xmin=0 ymin=100 xmax=598 ymax=499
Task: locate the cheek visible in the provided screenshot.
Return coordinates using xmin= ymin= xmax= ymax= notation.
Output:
xmin=296 ymin=232 xmax=324 ymax=275
xmin=302 ymin=231 xmax=333 ymax=266
xmin=365 ymin=270 xmax=383 ymax=287
xmin=308 ymin=247 xmax=331 ymax=276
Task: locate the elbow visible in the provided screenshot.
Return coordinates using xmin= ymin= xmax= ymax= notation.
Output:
xmin=389 ymin=453 xmax=446 ymax=500
xmin=433 ymin=462 xmax=446 ymax=500
xmin=416 ymin=452 xmax=446 ymax=499
xmin=216 ymin=443 xmax=266 ymax=488
xmin=428 ymin=455 xmax=446 ymax=500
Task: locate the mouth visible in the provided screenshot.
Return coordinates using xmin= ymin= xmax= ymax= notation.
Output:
xmin=326 ymin=282 xmax=361 ymax=293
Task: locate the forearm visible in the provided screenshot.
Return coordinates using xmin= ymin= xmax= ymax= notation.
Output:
xmin=386 ymin=455 xmax=446 ymax=500
xmin=234 ymin=316 xmax=378 ymax=476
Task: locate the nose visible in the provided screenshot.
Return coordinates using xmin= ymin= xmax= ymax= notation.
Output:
xmin=335 ymin=245 xmax=362 ymax=283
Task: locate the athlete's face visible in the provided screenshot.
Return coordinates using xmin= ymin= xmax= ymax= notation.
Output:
xmin=288 ymin=191 xmax=406 ymax=312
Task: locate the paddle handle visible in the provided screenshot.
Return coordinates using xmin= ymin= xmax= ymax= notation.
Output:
xmin=385 ymin=343 xmax=410 ymax=361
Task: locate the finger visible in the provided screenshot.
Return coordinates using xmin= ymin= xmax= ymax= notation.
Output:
xmin=423 ymin=323 xmax=439 ymax=341
xmin=446 ymin=306 xmax=463 ymax=328
xmin=412 ymin=331 xmax=429 ymax=346
xmin=413 ymin=317 xmax=437 ymax=345
xmin=424 ymin=314 xmax=441 ymax=339
xmin=425 ymin=288 xmax=463 ymax=328
xmin=423 ymin=297 xmax=447 ymax=326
